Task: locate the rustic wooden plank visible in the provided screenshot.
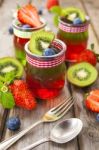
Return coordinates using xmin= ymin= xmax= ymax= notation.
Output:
xmin=59 ymin=0 xmax=99 ymax=150
xmin=0 ymin=0 xmax=10 ymax=141
xmin=80 ymin=0 xmax=99 ymax=45
xmin=0 ymin=0 xmax=78 ymax=150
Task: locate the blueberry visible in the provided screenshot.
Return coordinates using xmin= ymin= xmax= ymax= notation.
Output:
xmin=43 ymin=48 xmax=56 ymax=56
xmin=73 ymin=17 xmax=82 ymax=25
xmin=8 ymin=26 xmax=13 ymax=35
xmin=6 ymin=117 xmax=21 ymax=131
xmin=38 ymin=9 xmax=43 ymax=15
xmin=96 ymin=113 xmax=99 ymax=122
xmin=22 ymin=24 xmax=31 ymax=29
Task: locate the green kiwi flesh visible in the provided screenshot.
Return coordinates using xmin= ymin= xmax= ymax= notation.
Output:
xmin=0 ymin=57 xmax=24 ymax=81
xmin=29 ymin=30 xmax=55 ymax=56
xmin=61 ymin=7 xmax=86 ymax=22
xmin=67 ymin=62 xmax=98 ymax=87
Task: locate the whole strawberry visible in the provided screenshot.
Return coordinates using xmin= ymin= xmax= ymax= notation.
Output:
xmin=77 ymin=49 xmax=97 ymax=66
xmin=9 ymin=80 xmax=37 ymax=110
xmin=46 ymin=0 xmax=59 ymax=10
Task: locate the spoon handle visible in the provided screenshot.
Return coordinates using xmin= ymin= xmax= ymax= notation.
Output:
xmin=22 ymin=137 xmax=50 ymax=150
xmin=0 ymin=120 xmax=43 ymax=150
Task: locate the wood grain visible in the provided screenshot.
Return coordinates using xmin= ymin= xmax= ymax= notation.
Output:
xmin=80 ymin=0 xmax=99 ymax=44
xmin=0 ymin=0 xmax=99 ymax=149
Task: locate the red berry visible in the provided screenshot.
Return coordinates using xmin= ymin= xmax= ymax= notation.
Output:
xmin=9 ymin=80 xmax=37 ymax=110
xmin=18 ymin=4 xmax=41 ymax=27
xmin=46 ymin=0 xmax=59 ymax=10
xmin=85 ymin=90 xmax=99 ymax=112
xmin=77 ymin=50 xmax=97 ymax=66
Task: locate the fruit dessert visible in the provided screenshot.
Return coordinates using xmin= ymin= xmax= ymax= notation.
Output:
xmin=67 ymin=62 xmax=98 ymax=87
xmin=51 ymin=7 xmax=90 ymax=62
xmin=13 ymin=4 xmax=46 ymax=65
xmin=25 ymin=30 xmax=66 ymax=100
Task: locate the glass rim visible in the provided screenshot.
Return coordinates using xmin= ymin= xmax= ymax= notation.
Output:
xmin=12 ymin=17 xmax=46 ymax=32
xmin=59 ymin=16 xmax=90 ymax=27
xmin=25 ymin=39 xmax=66 ymax=59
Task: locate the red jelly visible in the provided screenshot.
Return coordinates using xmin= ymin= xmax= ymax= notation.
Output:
xmin=57 ymin=17 xmax=90 ymax=62
xmin=25 ymin=39 xmax=66 ymax=100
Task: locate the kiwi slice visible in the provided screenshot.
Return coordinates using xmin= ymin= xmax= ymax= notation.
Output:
xmin=29 ymin=30 xmax=55 ymax=55
xmin=0 ymin=57 xmax=24 ymax=81
xmin=61 ymin=7 xmax=86 ymax=22
xmin=67 ymin=62 xmax=98 ymax=87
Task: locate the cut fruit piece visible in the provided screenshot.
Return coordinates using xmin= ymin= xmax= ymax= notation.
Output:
xmin=0 ymin=57 xmax=23 ymax=81
xmin=61 ymin=7 xmax=86 ymax=22
xmin=67 ymin=62 xmax=98 ymax=87
xmin=29 ymin=30 xmax=55 ymax=55
xmin=18 ymin=4 xmax=41 ymax=27
xmin=85 ymin=89 xmax=99 ymax=112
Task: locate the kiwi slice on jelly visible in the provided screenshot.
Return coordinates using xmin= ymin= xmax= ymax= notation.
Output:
xmin=67 ymin=62 xmax=98 ymax=87
xmin=61 ymin=7 xmax=86 ymax=22
xmin=29 ymin=30 xmax=55 ymax=56
xmin=0 ymin=57 xmax=24 ymax=81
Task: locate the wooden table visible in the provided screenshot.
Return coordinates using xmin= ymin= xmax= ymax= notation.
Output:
xmin=0 ymin=0 xmax=99 ymax=150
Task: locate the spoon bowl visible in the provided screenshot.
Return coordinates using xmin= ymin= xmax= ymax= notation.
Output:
xmin=51 ymin=118 xmax=83 ymax=143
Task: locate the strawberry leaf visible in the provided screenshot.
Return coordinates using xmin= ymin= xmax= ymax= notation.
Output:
xmin=0 ymin=91 xmax=15 ymax=109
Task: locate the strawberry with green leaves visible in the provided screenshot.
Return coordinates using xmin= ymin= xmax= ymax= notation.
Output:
xmin=9 ymin=80 xmax=37 ymax=110
xmin=18 ymin=4 xmax=41 ymax=27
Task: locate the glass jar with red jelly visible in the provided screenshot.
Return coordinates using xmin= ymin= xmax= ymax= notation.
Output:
xmin=57 ymin=17 xmax=90 ymax=62
xmin=13 ymin=19 xmax=46 ymax=65
xmin=25 ymin=39 xmax=66 ymax=100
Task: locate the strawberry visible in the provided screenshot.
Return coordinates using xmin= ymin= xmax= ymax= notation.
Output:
xmin=46 ymin=0 xmax=59 ymax=10
xmin=77 ymin=50 xmax=97 ymax=66
xmin=18 ymin=4 xmax=41 ymax=27
xmin=85 ymin=90 xmax=99 ymax=112
xmin=9 ymin=80 xmax=37 ymax=110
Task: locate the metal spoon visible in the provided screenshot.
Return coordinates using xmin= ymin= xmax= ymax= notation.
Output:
xmin=23 ymin=118 xmax=83 ymax=150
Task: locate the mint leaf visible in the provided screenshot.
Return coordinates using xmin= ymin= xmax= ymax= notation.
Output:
xmin=0 ymin=81 xmax=4 ymax=89
xmin=0 ymin=91 xmax=15 ymax=109
xmin=50 ymin=6 xmax=62 ymax=15
xmin=4 ymin=71 xmax=16 ymax=84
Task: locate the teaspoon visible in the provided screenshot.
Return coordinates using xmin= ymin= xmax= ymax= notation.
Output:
xmin=23 ymin=118 xmax=83 ymax=150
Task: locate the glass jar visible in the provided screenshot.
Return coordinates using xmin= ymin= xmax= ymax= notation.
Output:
xmin=13 ymin=19 xmax=46 ymax=65
xmin=57 ymin=17 xmax=90 ymax=62
xmin=25 ymin=39 xmax=66 ymax=100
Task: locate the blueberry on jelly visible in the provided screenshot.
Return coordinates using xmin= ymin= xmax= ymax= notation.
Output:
xmin=22 ymin=24 xmax=31 ymax=29
xmin=43 ymin=48 xmax=56 ymax=56
xmin=73 ymin=17 xmax=82 ymax=25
